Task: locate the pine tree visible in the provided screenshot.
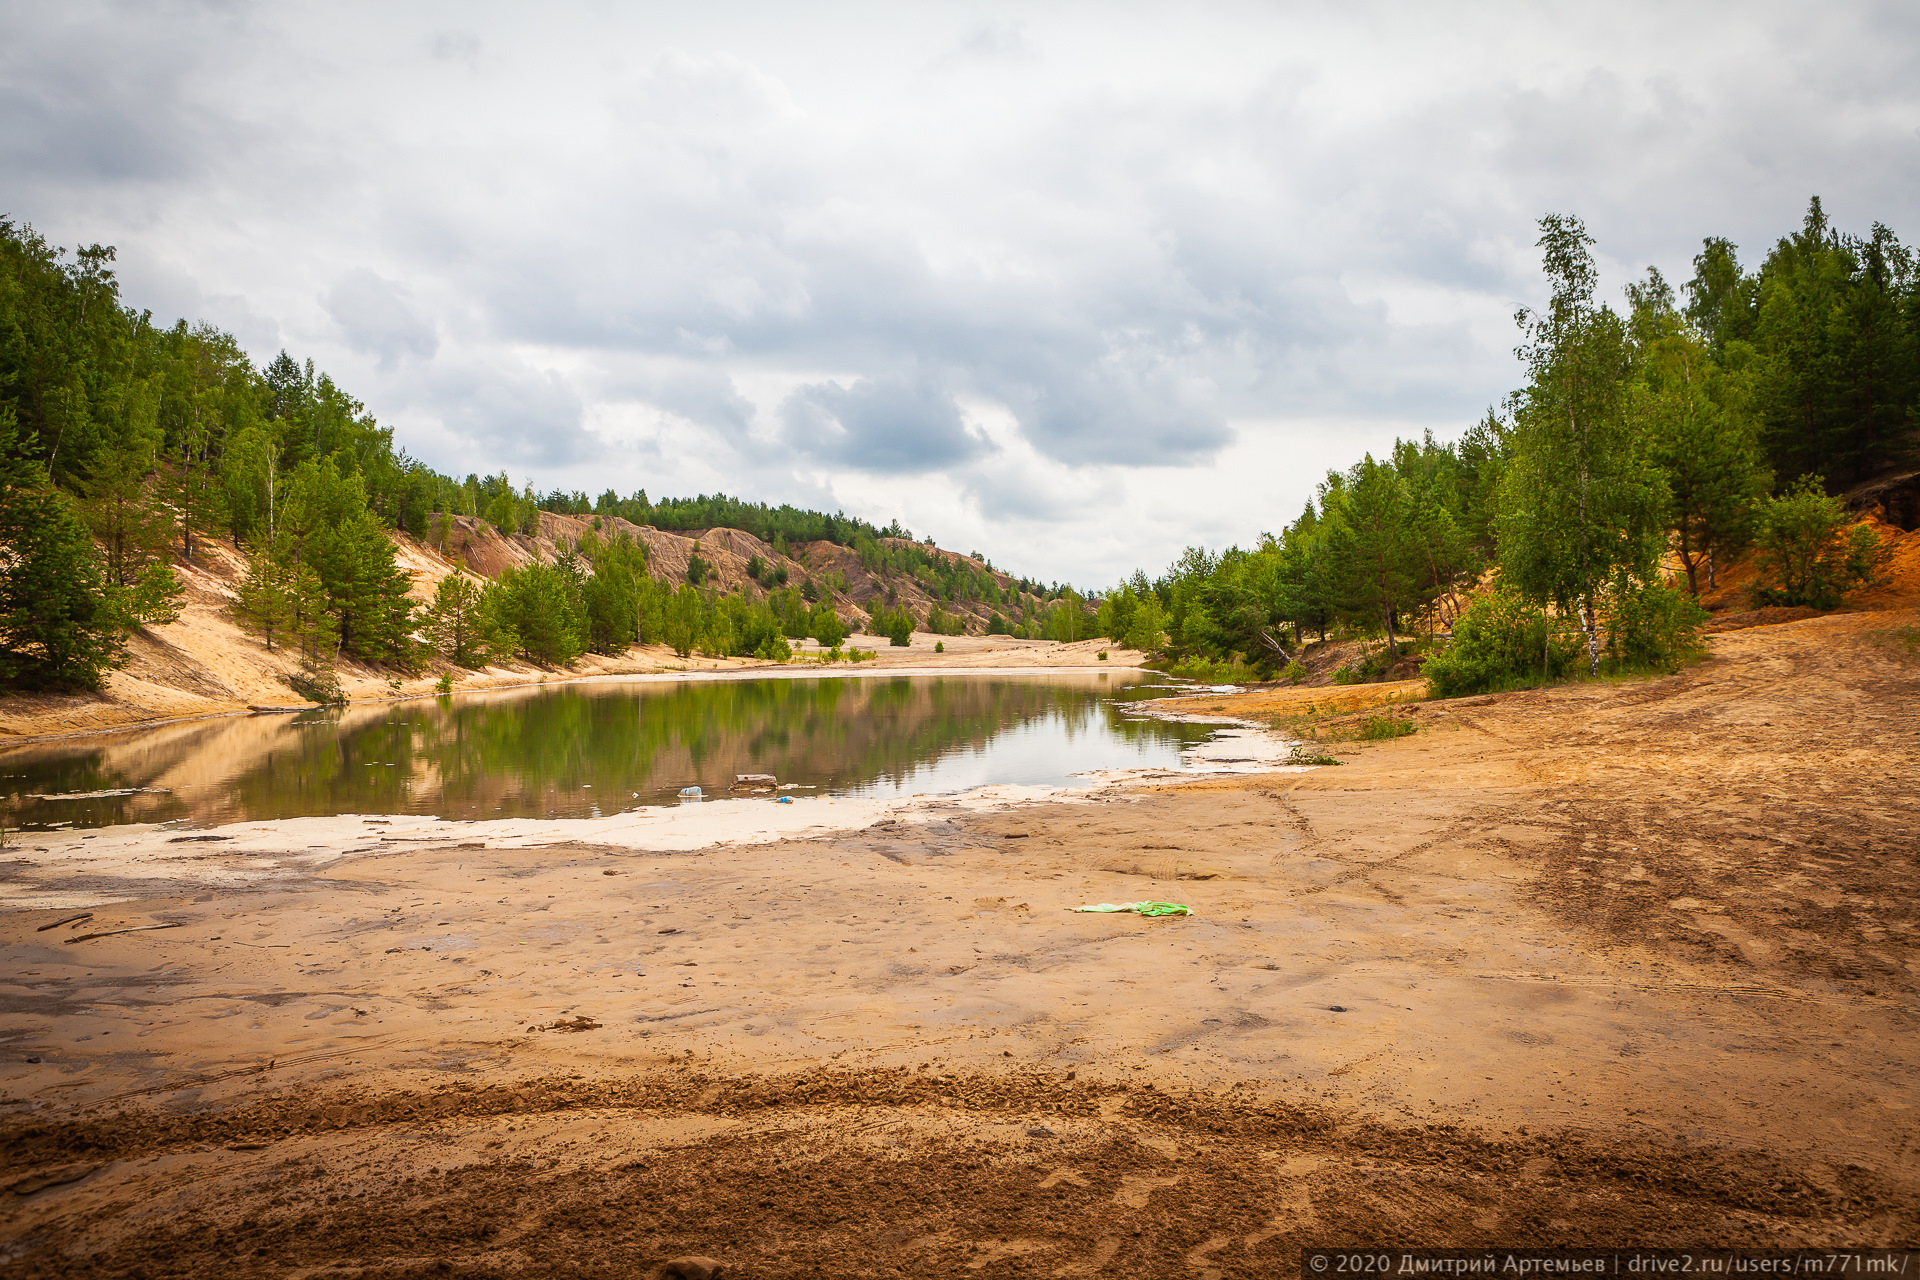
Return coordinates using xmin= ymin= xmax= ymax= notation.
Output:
xmin=423 ymin=573 xmax=498 ymax=668
xmin=0 ymin=411 xmax=126 ymax=688
xmin=231 ymin=552 xmax=295 ymax=650
xmin=1322 ymin=454 xmax=1424 ymax=656
xmin=1626 ymin=280 xmax=1773 ymax=596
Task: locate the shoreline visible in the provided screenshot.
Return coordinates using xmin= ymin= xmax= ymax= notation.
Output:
xmin=0 ymin=689 xmax=1302 ymax=913
xmin=2 ymin=607 xmax=1916 ymax=1259
xmin=0 ymin=635 xmax=1156 ymax=749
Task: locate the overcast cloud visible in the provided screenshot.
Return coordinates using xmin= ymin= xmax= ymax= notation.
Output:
xmin=4 ymin=0 xmax=1916 ymax=583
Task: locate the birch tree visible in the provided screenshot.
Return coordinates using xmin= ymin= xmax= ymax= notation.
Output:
xmin=1496 ymin=215 xmax=1666 ymax=675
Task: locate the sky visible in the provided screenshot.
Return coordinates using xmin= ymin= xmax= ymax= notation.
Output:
xmin=5 ymin=1 xmax=1917 ymax=586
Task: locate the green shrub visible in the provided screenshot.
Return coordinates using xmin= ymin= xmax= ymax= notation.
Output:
xmin=1752 ymin=475 xmax=1881 ymax=609
xmin=1424 ymin=584 xmax=1580 ymax=698
xmin=809 ymin=604 xmax=847 ymax=648
xmin=1157 ymin=656 xmax=1263 ymax=682
xmin=1428 ymin=578 xmax=1706 ymax=697
xmin=934 ymin=640 xmax=945 ymax=653
xmin=1280 ymin=661 xmax=1306 ymax=685
xmin=1602 ymin=577 xmax=1708 ymax=673
xmin=1357 ymin=712 xmax=1417 ymax=740
xmin=1286 ymin=746 xmax=1342 ymax=766
xmin=882 ymin=609 xmax=914 ymax=646
xmin=287 ymin=658 xmax=346 ymax=705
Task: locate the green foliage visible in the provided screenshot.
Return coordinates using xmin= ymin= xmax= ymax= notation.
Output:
xmin=277 ymin=459 xmax=417 ymax=664
xmin=1602 ymin=577 xmax=1710 ymax=672
xmin=231 ymin=551 xmax=295 ymax=651
xmin=686 ymin=550 xmax=710 ymax=585
xmin=1423 ymin=584 xmax=1580 ymax=698
xmin=1280 ymin=661 xmax=1306 ymax=685
xmin=1737 ymin=200 xmax=1918 ymax=486
xmin=1331 ymin=643 xmax=1407 ymax=685
xmin=934 ymin=640 xmax=945 ymax=653
xmin=0 ymin=467 xmax=126 ymax=689
xmin=1752 ymin=475 xmax=1882 ymax=608
xmin=662 ymin=583 xmax=703 ymax=658
xmin=1356 ymin=712 xmax=1417 ymax=741
xmin=1043 ymin=588 xmax=1093 ymax=642
xmin=1497 ymin=214 xmax=1668 ymax=675
xmin=493 ymin=561 xmax=588 ymax=666
xmin=870 ymin=605 xmax=916 ymax=646
xmin=435 ymin=671 xmax=455 ymax=694
xmin=286 ymin=655 xmax=345 ymax=704
xmin=1627 ymin=272 xmax=1772 ymax=595
xmin=809 ymin=603 xmax=847 ymax=648
xmin=1425 ymin=576 xmax=1707 ymax=699
xmin=422 ymin=574 xmax=501 ymax=668
xmin=1286 ymin=746 xmax=1343 ymax=767
xmin=1153 ymin=656 xmax=1265 ymax=683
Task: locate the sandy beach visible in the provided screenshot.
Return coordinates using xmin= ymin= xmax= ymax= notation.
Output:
xmin=3 ymin=608 xmax=1917 ymax=1274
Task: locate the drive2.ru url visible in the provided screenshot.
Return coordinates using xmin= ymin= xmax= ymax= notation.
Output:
xmin=1302 ymin=1253 xmax=1917 ymax=1277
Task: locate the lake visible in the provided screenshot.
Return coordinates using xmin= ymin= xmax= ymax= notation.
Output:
xmin=1 ymin=670 xmax=1220 ymax=831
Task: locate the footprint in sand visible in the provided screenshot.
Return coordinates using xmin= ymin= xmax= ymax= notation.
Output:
xmin=1185 ymin=1234 xmax=1234 ymax=1280
xmin=1112 ymin=1172 xmax=1180 ymax=1208
xmin=1053 ymin=1237 xmax=1122 ymax=1277
xmin=964 ymin=1238 xmax=1045 ymax=1270
xmin=1245 ymin=1152 xmax=1323 ymax=1246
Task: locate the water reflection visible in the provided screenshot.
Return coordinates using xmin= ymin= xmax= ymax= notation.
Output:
xmin=1 ymin=671 xmax=1207 ymax=830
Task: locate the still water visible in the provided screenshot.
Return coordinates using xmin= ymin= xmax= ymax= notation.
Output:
xmin=1 ymin=671 xmax=1216 ymax=831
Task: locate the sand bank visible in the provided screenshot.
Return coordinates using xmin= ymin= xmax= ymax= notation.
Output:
xmin=4 ymin=608 xmax=1915 ymax=1269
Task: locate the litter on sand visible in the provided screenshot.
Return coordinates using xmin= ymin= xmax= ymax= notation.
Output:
xmin=1070 ymin=901 xmax=1191 ymax=917
xmin=775 ymin=796 xmax=794 ymax=804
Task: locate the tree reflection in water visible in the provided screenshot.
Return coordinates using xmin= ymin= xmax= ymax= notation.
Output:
xmin=1 ymin=672 xmax=1211 ymax=830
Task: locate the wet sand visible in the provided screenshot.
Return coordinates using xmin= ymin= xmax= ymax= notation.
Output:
xmin=3 ymin=609 xmax=1917 ymax=1273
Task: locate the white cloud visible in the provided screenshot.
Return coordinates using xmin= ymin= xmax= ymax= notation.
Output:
xmin=4 ymin=0 xmax=1916 ymax=584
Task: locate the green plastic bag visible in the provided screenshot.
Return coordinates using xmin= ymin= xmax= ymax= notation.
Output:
xmin=1071 ymin=901 xmax=1190 ymax=917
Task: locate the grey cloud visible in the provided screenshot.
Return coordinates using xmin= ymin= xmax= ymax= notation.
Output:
xmin=0 ymin=6 xmax=241 ymax=185
xmin=642 ymin=369 xmax=758 ymax=441
xmin=780 ymin=376 xmax=983 ymax=474
xmin=418 ymin=361 xmax=588 ymax=470
xmin=324 ymin=270 xmax=437 ymax=367
xmin=10 ymin=1 xmax=1920 ymax=582
xmin=431 ymin=30 xmax=481 ymax=66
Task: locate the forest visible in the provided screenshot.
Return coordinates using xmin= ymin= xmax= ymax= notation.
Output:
xmin=1095 ymin=198 xmax=1914 ymax=694
xmin=3 ymin=199 xmax=1912 ymax=696
xmin=0 ymin=217 xmax=1075 ymax=691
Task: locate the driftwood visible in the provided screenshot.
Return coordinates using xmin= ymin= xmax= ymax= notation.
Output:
xmin=730 ymin=774 xmax=778 ymax=789
xmin=36 ymin=913 xmax=93 ymax=932
xmin=68 ymin=923 xmax=185 ymax=944
xmin=1254 ymin=628 xmax=1295 ymax=665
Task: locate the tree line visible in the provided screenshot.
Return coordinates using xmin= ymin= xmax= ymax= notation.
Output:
xmin=0 ymin=218 xmax=1066 ymax=690
xmin=1100 ymin=198 xmax=1911 ymax=693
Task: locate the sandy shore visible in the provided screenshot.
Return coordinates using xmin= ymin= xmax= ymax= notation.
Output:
xmin=3 ymin=608 xmax=1917 ymax=1273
